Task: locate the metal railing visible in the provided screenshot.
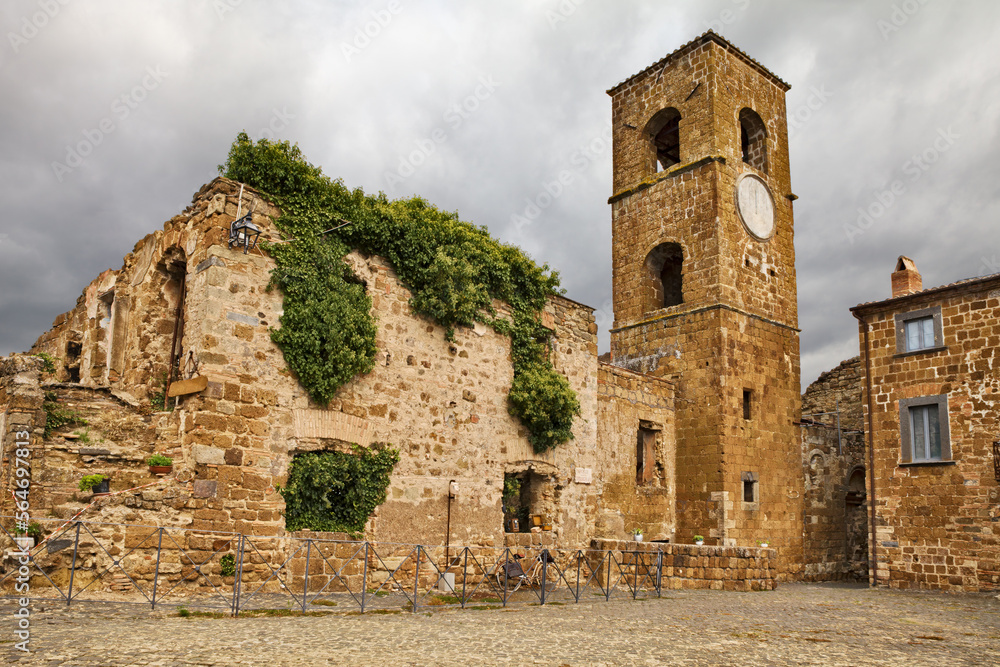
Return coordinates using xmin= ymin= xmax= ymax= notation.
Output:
xmin=0 ymin=516 xmax=666 ymax=615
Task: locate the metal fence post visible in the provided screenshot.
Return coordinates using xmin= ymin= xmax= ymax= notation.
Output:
xmin=460 ymin=547 xmax=469 ymax=609
xmin=360 ymin=541 xmax=369 ymax=614
xmin=501 ymin=547 xmax=510 ymax=607
xmin=302 ymin=539 xmax=311 ymax=612
xmin=233 ymin=533 xmax=244 ymax=617
xmin=66 ymin=522 xmax=81 ymax=607
xmin=656 ymin=550 xmax=663 ymax=597
xmin=622 ymin=547 xmax=642 ymax=600
xmin=574 ymin=550 xmax=583 ymax=603
xmin=151 ymin=527 xmax=164 ymax=610
xmin=412 ymin=545 xmax=422 ymax=613
xmin=540 ymin=549 xmax=548 ymax=605
xmin=605 ymin=550 xmax=612 ymax=601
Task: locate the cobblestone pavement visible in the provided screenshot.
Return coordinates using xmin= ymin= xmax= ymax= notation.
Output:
xmin=1 ymin=583 xmax=999 ymax=666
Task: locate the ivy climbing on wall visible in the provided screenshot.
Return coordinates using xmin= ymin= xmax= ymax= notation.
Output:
xmin=219 ymin=132 xmax=580 ymax=453
xmin=279 ymin=445 xmax=400 ymax=534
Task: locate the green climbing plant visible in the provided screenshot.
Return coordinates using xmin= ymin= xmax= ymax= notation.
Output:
xmin=220 ymin=553 xmax=236 ymax=577
xmin=219 ymin=132 xmax=579 ymax=453
xmin=43 ymin=391 xmax=87 ymax=439
xmin=33 ymin=352 xmax=57 ymax=374
xmin=278 ymin=445 xmax=400 ymax=534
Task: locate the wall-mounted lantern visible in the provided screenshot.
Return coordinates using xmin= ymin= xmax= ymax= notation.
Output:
xmin=228 ymin=211 xmax=261 ymax=254
xmin=449 ymin=480 xmax=459 ymax=499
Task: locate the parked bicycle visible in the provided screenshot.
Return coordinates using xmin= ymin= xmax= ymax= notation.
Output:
xmin=495 ymin=551 xmax=558 ymax=592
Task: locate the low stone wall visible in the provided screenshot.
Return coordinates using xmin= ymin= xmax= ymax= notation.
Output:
xmin=592 ymin=539 xmax=777 ymax=591
xmin=504 ymin=531 xmax=556 ymax=549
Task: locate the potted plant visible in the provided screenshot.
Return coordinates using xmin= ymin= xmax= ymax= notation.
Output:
xmin=26 ymin=522 xmax=43 ymax=543
xmin=147 ymin=454 xmax=173 ymax=475
xmin=757 ymin=538 xmax=770 ymax=548
xmin=632 ymin=528 xmax=643 ymax=542
xmin=79 ymin=474 xmax=110 ymax=496
xmin=694 ymin=535 xmax=705 ymax=546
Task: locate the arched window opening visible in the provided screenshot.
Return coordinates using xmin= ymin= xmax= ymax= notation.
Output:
xmin=644 ymin=242 xmax=684 ymax=311
xmin=148 ymin=246 xmax=189 ymax=398
xmin=738 ymin=108 xmax=768 ymax=173
xmin=644 ymin=107 xmax=681 ymax=174
xmin=846 ymin=467 xmax=866 ymax=506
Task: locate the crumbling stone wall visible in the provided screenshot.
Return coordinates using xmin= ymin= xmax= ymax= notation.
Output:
xmin=853 ymin=277 xmax=1000 ymax=591
xmin=800 ymin=357 xmax=868 ymax=582
xmin=19 ymin=178 xmax=613 ymax=553
xmin=0 ymin=355 xmax=45 ymax=518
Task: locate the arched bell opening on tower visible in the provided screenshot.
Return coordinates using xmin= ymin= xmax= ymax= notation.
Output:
xmin=643 ymin=242 xmax=684 ymax=311
xmin=644 ymin=107 xmax=681 ymax=174
xmin=738 ymin=107 xmax=768 ymax=174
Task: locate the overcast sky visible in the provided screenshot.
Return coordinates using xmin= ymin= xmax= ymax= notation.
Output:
xmin=2 ymin=0 xmax=998 ymax=391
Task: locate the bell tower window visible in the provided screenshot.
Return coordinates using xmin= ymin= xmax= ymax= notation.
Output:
xmin=643 ymin=242 xmax=684 ymax=311
xmin=739 ymin=108 xmax=768 ymax=174
xmin=644 ymin=107 xmax=681 ymax=173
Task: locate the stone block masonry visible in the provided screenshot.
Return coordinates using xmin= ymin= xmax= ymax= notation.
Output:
xmin=591 ymin=539 xmax=777 ymax=591
xmin=595 ymin=364 xmax=676 ymax=541
xmin=607 ymin=32 xmax=803 ymax=580
xmin=13 ymin=175 xmax=662 ymax=561
xmin=852 ymin=273 xmax=1000 ymax=592
xmin=800 ymin=357 xmax=869 ymax=582
xmin=3 ymin=32 xmax=908 ymax=597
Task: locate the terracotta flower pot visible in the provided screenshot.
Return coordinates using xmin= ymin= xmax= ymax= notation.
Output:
xmin=149 ymin=465 xmax=172 ymax=475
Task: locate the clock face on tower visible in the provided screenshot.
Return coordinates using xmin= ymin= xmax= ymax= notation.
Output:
xmin=735 ymin=174 xmax=775 ymax=241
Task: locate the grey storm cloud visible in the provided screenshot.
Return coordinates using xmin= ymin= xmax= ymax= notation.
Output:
xmin=2 ymin=0 xmax=998 ymax=391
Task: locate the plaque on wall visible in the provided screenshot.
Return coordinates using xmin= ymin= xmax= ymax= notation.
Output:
xmin=575 ymin=467 xmax=593 ymax=484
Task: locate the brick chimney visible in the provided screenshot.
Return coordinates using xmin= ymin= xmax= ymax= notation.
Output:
xmin=891 ymin=256 xmax=922 ymax=298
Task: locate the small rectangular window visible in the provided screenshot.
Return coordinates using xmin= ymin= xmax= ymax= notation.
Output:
xmin=894 ymin=307 xmax=943 ymax=354
xmin=636 ymin=427 xmax=656 ymax=485
xmin=910 ymin=404 xmax=942 ymax=461
xmin=742 ymin=389 xmax=752 ymax=420
xmin=899 ymin=395 xmax=951 ymax=464
xmin=741 ymin=471 xmax=758 ymax=506
xmin=905 ymin=317 xmax=935 ymax=352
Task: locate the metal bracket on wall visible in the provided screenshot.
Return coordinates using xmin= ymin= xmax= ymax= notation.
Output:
xmin=993 ymin=439 xmax=1000 ymax=482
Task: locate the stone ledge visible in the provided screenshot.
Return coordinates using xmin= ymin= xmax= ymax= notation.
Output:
xmin=591 ymin=538 xmax=778 ymax=590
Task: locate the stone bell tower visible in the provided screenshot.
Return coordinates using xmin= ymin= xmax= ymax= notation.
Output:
xmin=607 ymin=31 xmax=803 ymax=577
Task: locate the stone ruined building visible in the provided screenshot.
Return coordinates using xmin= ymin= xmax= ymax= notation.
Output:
xmin=2 ymin=32 xmax=824 ymax=592
xmin=11 ymin=175 xmax=678 ymax=551
xmin=849 ymin=258 xmax=1000 ymax=592
xmin=606 ymin=31 xmax=804 ymax=577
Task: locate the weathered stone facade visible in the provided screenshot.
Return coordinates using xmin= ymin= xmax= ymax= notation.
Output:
xmin=800 ymin=357 xmax=868 ymax=582
xmin=851 ymin=261 xmax=1000 ymax=592
xmin=2 ymin=32 xmax=805 ymax=594
xmin=595 ymin=364 xmax=676 ymax=541
xmin=17 ymin=176 xmax=638 ymax=550
xmin=607 ymin=32 xmax=803 ymax=578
